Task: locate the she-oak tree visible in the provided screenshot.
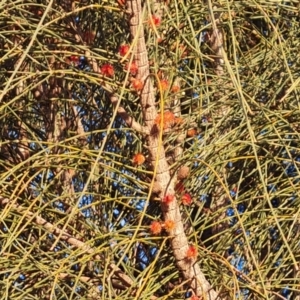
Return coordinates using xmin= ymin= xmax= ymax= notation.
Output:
xmin=0 ymin=0 xmax=300 ymax=299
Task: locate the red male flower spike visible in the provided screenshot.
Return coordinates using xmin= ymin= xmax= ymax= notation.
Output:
xmin=100 ymin=63 xmax=114 ymax=77
xmin=182 ymin=193 xmax=192 ymax=205
xmin=163 ymin=194 xmax=175 ymax=204
xmin=150 ymin=221 xmax=162 ymax=235
xmin=186 ymin=245 xmax=198 ymax=259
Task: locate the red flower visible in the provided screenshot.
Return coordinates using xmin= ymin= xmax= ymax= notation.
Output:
xmin=163 ymin=194 xmax=175 ymax=204
xmin=150 ymin=221 xmax=162 ymax=235
xmin=190 ymin=296 xmax=200 ymax=300
xmin=149 ymin=15 xmax=161 ymax=27
xmin=171 ymin=85 xmax=180 ymax=93
xmin=187 ymin=128 xmax=197 ymax=137
xmin=131 ymin=78 xmax=143 ymax=91
xmin=70 ymin=55 xmax=79 ymax=62
xmin=100 ymin=63 xmax=114 ymax=77
xmin=158 ymin=79 xmax=169 ymax=91
xmin=125 ymin=61 xmax=138 ymax=75
xmin=154 ymin=111 xmax=175 ymax=129
xmin=68 ymin=55 xmax=79 ymax=66
xmin=119 ymin=44 xmax=130 ymax=56
xmin=132 ymin=153 xmax=145 ymax=165
xmin=182 ymin=193 xmax=192 ymax=205
xmin=186 ymin=245 xmax=198 ymax=259
xmin=163 ymin=219 xmax=175 ymax=232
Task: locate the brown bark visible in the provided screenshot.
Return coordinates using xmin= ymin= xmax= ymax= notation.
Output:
xmin=127 ymin=0 xmax=222 ymax=298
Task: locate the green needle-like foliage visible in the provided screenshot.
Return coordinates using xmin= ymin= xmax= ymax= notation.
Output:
xmin=0 ymin=0 xmax=299 ymax=299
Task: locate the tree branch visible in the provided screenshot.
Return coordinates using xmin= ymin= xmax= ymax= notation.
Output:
xmin=0 ymin=196 xmax=133 ymax=291
xmin=127 ymin=0 xmax=222 ymax=298
xmin=110 ymin=94 xmax=150 ymax=134
xmin=207 ymin=0 xmax=224 ymax=77
xmin=84 ymin=50 xmax=149 ymax=135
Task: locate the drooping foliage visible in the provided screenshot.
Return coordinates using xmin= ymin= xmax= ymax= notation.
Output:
xmin=0 ymin=0 xmax=299 ymax=299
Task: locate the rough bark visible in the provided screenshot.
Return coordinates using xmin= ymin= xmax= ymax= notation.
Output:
xmin=127 ymin=0 xmax=222 ymax=298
